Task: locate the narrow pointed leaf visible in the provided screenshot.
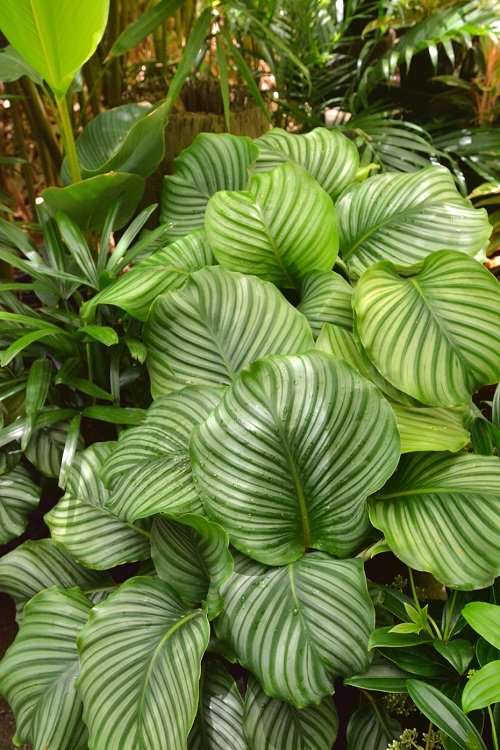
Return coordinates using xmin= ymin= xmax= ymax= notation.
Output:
xmin=344 ymin=660 xmax=413 ymax=693
xmin=462 ymin=602 xmax=500 ymax=649
xmin=111 ymin=0 xmax=185 ymax=56
xmin=57 ymin=213 xmax=99 ymax=288
xmin=462 ymin=661 xmax=500 ymax=712
xmin=433 ymin=640 xmax=475 ymax=674
xmin=346 ymin=704 xmax=401 ymax=750
xmin=78 ymin=325 xmax=118 ymax=346
xmin=0 ymin=464 xmax=40 ymax=544
xmin=297 ymin=270 xmax=353 ymax=336
xmin=25 ymin=358 xmax=52 ymax=416
xmin=80 ymin=405 xmax=146 ymax=425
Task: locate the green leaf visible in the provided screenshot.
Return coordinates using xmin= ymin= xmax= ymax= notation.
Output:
xmin=56 ymin=212 xmax=99 ymax=288
xmin=369 ymin=626 xmax=432 ymax=649
xmin=462 ymin=661 xmax=500 ymax=712
xmin=370 ymin=452 xmax=500 ymax=589
xmin=337 ymin=167 xmax=491 ymax=277
xmin=344 ymin=660 xmax=413 ymax=693
xmin=191 ymin=351 xmax=400 ymax=565
xmin=25 ymin=419 xmax=81 ymax=478
xmin=0 ymin=464 xmax=40 ymax=544
xmin=354 ymin=251 xmax=500 ymax=407
xmin=151 ymin=514 xmax=232 ymax=619
xmin=346 ymin=704 xmax=401 ymax=750
xmin=476 ymin=637 xmax=500 ymax=668
xmin=25 ymin=358 xmax=52 ymax=417
xmin=46 ymin=443 xmax=151 ymax=569
xmin=144 ymin=266 xmax=314 ymax=396
xmin=297 ymin=270 xmax=353 ymax=336
xmin=406 ymin=680 xmax=487 ymax=750
xmin=243 ymin=676 xmax=338 ymax=750
xmin=78 ymin=325 xmax=118 ymax=346
xmin=381 ymin=645 xmax=451 ymax=678
xmin=0 ymin=409 xmax=76 ymax=449
xmin=102 ymin=386 xmax=222 ymax=521
xmin=256 ymin=127 xmax=359 ymax=200
xmin=1 ymin=328 xmax=71 ymax=367
xmin=161 ymin=133 xmax=259 ymax=240
xmin=80 ymin=405 xmax=146 ymax=425
xmin=77 ymin=576 xmax=210 ymax=749
xmin=215 ymin=552 xmax=374 ymax=707
xmin=111 ymin=0 xmax=185 ymax=56
xmin=0 ymin=586 xmax=91 ymax=749
xmin=462 ymin=602 xmax=500 ymax=650
xmin=58 ymin=413 xmax=81 ymax=490
xmin=433 ymin=640 xmax=475 ymax=675
xmin=205 ymin=162 xmax=338 ymax=288
xmin=390 ymin=402 xmax=470 ymax=454
xmin=0 ymin=0 xmax=109 ymax=96
xmin=0 ymin=44 xmax=42 ymax=83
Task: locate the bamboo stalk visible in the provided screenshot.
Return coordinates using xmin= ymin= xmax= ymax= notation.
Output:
xmin=18 ymin=78 xmax=62 ymax=169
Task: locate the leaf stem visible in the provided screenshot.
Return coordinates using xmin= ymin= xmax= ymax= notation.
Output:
xmin=489 ymin=705 xmax=499 ymax=750
xmin=56 ymin=94 xmax=81 ymax=183
xmin=427 ymin=614 xmax=442 ymax=640
xmin=408 ymin=567 xmax=421 ymax=610
xmin=443 ymin=589 xmax=457 ymax=640
xmin=424 ymin=720 xmax=434 ymax=750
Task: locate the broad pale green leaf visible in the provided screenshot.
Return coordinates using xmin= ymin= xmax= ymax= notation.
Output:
xmin=354 ymin=251 xmax=500 ymax=406
xmin=0 ymin=0 xmax=109 ymax=96
xmin=205 ymin=162 xmax=338 ymax=288
xmin=337 ymin=166 xmax=491 ymax=276
xmin=77 ymin=576 xmax=210 ymax=750
xmin=462 ymin=602 xmax=500 ymax=649
xmin=370 ymin=452 xmax=500 ymax=589
xmin=433 ymin=640 xmax=475 ymax=674
xmin=188 ymin=661 xmax=247 ymax=750
xmin=144 ymin=266 xmax=314 ymax=397
xmin=215 ymin=552 xmax=374 ymax=707
xmin=0 ymin=587 xmax=90 ymax=750
xmin=344 ymin=660 xmax=413 ymax=693
xmin=244 ymin=676 xmax=338 ymax=750
xmin=462 ymin=661 xmax=500 ymax=712
xmin=192 ymin=351 xmax=400 ymax=565
xmin=256 ymin=127 xmax=359 ymax=200
xmin=0 ymin=464 xmax=40 ymax=544
xmin=102 ymin=387 xmax=222 ymax=520
xmin=346 ymin=704 xmax=401 ymax=750
xmin=297 ymin=270 xmax=353 ymax=336
xmin=45 ymin=443 xmax=151 ymax=569
xmin=161 ymin=133 xmax=259 ymax=240
xmin=151 ymin=514 xmax=232 ymax=619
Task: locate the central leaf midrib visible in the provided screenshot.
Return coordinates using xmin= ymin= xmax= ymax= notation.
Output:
xmin=378 ymin=486 xmax=495 ymax=499
xmin=279 ymin=435 xmax=311 ymax=550
xmin=255 ymin=203 xmax=296 ymax=287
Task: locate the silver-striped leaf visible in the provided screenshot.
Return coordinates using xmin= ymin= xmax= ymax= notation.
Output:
xmin=354 ymin=251 xmax=500 ymax=406
xmin=0 ymin=464 xmax=40 ymax=544
xmin=102 ymin=387 xmax=223 ymax=521
xmin=25 ymin=419 xmax=83 ymax=477
xmin=144 ymin=266 xmax=314 ymax=396
xmin=205 ymin=162 xmax=338 ymax=288
xmin=161 ymin=133 xmax=259 ymax=239
xmin=255 ymin=127 xmax=359 ymax=200
xmin=370 ymin=452 xmax=500 ymax=589
xmin=215 ymin=552 xmax=374 ymax=707
xmin=337 ymin=166 xmax=491 ymax=277
xmin=346 ymin=704 xmax=401 ymax=750
xmin=191 ymin=351 xmax=400 ymax=565
xmin=45 ymin=443 xmax=151 ymax=569
xmin=0 ymin=586 xmax=90 ymax=750
xmin=297 ymin=270 xmax=353 ymax=336
xmin=151 ymin=514 xmax=233 ymax=619
xmin=76 ymin=576 xmax=210 ymax=750
xmin=244 ymin=676 xmax=338 ymax=750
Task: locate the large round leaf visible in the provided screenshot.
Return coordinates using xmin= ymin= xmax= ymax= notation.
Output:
xmin=370 ymin=452 xmax=500 ymax=589
xmin=337 ymin=166 xmax=491 ymax=276
xmin=297 ymin=270 xmax=353 ymax=336
xmin=0 ymin=586 xmax=91 ymax=750
xmin=0 ymin=464 xmax=40 ymax=544
xmin=77 ymin=576 xmax=210 ymax=750
xmin=191 ymin=351 xmax=400 ymax=565
xmin=144 ymin=266 xmax=314 ymax=396
xmin=354 ymin=251 xmax=500 ymax=406
xmin=215 ymin=552 xmax=374 ymax=707
xmin=205 ymin=162 xmax=338 ymax=288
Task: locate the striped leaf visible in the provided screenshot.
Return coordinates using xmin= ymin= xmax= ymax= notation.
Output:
xmin=215 ymin=552 xmax=374 ymax=707
xmin=45 ymin=443 xmax=151 ymax=569
xmin=370 ymin=452 xmax=500 ymax=589
xmin=255 ymin=127 xmax=359 ymax=200
xmin=77 ymin=576 xmax=210 ymax=750
xmin=297 ymin=270 xmax=354 ymax=336
xmin=191 ymin=351 xmax=400 ymax=565
xmin=0 ymin=464 xmax=40 ymax=544
xmin=144 ymin=266 xmax=314 ymax=397
xmin=346 ymin=704 xmax=401 ymax=750
xmin=0 ymin=586 xmax=90 ymax=750
xmin=0 ymin=539 xmax=112 ymax=620
xmin=205 ymin=162 xmax=338 ymax=288
xmin=354 ymin=251 xmax=500 ymax=406
xmin=462 ymin=603 xmax=500 ymax=650
xmin=102 ymin=387 xmax=223 ymax=521
xmin=161 ymin=133 xmax=259 ymax=240
xmin=151 ymin=514 xmax=233 ymax=619
xmin=337 ymin=166 xmax=491 ymax=276
xmin=243 ymin=676 xmax=337 ymax=750
xmin=188 ymin=661 xmax=247 ymax=749
xmin=25 ymin=419 xmax=83 ymax=478
xmin=462 ymin=661 xmax=500 ymax=712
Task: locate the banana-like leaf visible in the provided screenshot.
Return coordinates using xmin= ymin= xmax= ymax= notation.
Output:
xmin=354 ymin=251 xmax=500 ymax=407
xmin=370 ymin=452 xmax=500 ymax=589
xmin=205 ymin=163 xmax=338 ymax=288
xmin=191 ymin=351 xmax=400 ymax=565
xmin=0 ymin=539 xmax=112 ymax=620
xmin=346 ymin=704 xmax=401 ymax=750
xmin=244 ymin=676 xmax=338 ymax=750
xmin=151 ymin=514 xmax=232 ymax=620
xmin=336 ymin=167 xmax=491 ymax=276
xmin=161 ymin=133 xmax=259 ymax=239
xmin=0 ymin=464 xmax=40 ymax=544
xmin=297 ymin=270 xmax=353 ymax=336
xmin=462 ymin=602 xmax=500 ymax=649
xmin=188 ymin=661 xmax=247 ymax=749
xmin=77 ymin=576 xmax=210 ymax=750
xmin=144 ymin=266 xmax=314 ymax=397
xmin=215 ymin=552 xmax=374 ymax=707
xmin=0 ymin=586 xmax=90 ymax=750
xmin=255 ymin=127 xmax=359 ymax=200
xmin=101 ymin=387 xmax=223 ymax=521
xmin=462 ymin=661 xmax=500 ymax=712
xmin=45 ymin=443 xmax=151 ymax=569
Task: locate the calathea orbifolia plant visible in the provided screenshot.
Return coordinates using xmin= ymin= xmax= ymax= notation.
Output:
xmin=0 ymin=128 xmax=499 ymax=750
